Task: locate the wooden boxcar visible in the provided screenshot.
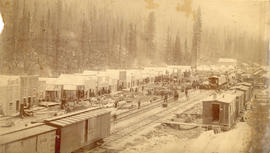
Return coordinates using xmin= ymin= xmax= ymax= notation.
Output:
xmin=202 ymin=93 xmax=237 ymax=130
xmin=0 ymin=123 xmax=56 ymax=153
xmin=226 ymin=90 xmax=245 ymax=117
xmin=231 ymin=85 xmax=250 ymax=107
xmin=237 ymin=82 xmax=253 ymax=99
xmin=44 ymin=108 xmax=111 ymax=153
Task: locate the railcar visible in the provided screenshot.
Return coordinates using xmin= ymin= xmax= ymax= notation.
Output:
xmin=0 ymin=108 xmax=111 ymax=153
xmin=202 ymin=93 xmax=238 ymax=130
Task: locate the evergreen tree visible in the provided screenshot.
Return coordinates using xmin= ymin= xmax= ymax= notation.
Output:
xmin=191 ymin=7 xmax=202 ymax=68
xmin=126 ymin=23 xmax=137 ymax=66
xmin=145 ymin=11 xmax=156 ymax=58
xmin=184 ymin=38 xmax=189 ymax=65
xmin=165 ymin=28 xmax=173 ymax=64
xmin=174 ymin=33 xmax=182 ymax=65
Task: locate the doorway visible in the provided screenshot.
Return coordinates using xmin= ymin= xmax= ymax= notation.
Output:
xmin=16 ymin=100 xmax=19 ymax=112
xmin=212 ymin=104 xmax=220 ymax=122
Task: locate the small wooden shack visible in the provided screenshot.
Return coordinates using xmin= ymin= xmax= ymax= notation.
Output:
xmin=0 ymin=123 xmax=56 ymax=153
xmin=202 ymin=93 xmax=237 ymax=130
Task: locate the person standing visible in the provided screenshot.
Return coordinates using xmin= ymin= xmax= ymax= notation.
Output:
xmin=113 ymin=113 xmax=117 ymax=125
xmin=185 ymin=87 xmax=189 ymax=101
xmin=114 ymin=100 xmax=118 ymax=108
xmin=138 ymin=100 xmax=141 ymax=109
xmin=164 ymin=94 xmax=168 ymax=103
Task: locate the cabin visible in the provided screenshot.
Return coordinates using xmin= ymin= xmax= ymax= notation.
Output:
xmin=105 ymin=69 xmax=120 ymax=93
xmin=96 ymin=71 xmax=110 ymax=95
xmin=118 ymin=70 xmax=127 ymax=90
xmin=202 ymin=93 xmax=237 ymax=130
xmin=58 ymin=74 xmax=86 ymax=101
xmin=20 ymin=75 xmax=39 ymax=106
xmin=0 ymin=76 xmax=20 ymax=116
xmin=218 ymin=58 xmax=237 ymax=67
xmin=39 ymin=78 xmax=62 ymax=102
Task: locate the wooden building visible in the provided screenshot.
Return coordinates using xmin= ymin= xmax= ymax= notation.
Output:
xmin=20 ymin=75 xmax=39 ymax=106
xmin=0 ymin=76 xmax=20 ymax=116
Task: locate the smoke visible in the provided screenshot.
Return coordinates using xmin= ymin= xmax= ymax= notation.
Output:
xmin=0 ymin=13 xmax=4 ymax=34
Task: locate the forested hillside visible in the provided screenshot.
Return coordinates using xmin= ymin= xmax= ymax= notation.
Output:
xmin=0 ymin=0 xmax=267 ymax=76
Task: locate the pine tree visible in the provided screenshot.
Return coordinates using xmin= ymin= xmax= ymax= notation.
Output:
xmin=191 ymin=7 xmax=202 ymax=68
xmin=126 ymin=23 xmax=137 ymax=66
xmin=184 ymin=38 xmax=188 ymax=65
xmin=165 ymin=28 xmax=173 ymax=64
xmin=174 ymin=33 xmax=182 ymax=65
xmin=145 ymin=11 xmax=156 ymax=59
xmin=54 ymin=0 xmax=62 ymax=75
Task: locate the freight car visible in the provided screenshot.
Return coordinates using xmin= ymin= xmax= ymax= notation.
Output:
xmin=0 ymin=123 xmax=57 ymax=153
xmin=202 ymin=93 xmax=238 ymax=130
xmin=230 ymin=85 xmax=251 ymax=109
xmin=44 ymin=108 xmax=111 ymax=153
xmin=0 ymin=108 xmax=111 ymax=153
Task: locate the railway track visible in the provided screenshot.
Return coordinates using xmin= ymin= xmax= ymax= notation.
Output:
xmin=101 ymin=90 xmax=210 ymax=150
xmin=112 ymin=89 xmax=197 ymax=122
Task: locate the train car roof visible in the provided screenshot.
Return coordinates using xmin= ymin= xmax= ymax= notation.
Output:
xmin=44 ymin=107 xmax=101 ymax=122
xmin=46 ymin=109 xmax=110 ymax=127
xmin=237 ymin=82 xmax=252 ymax=87
xmin=203 ymin=93 xmax=236 ymax=104
xmin=230 ymin=85 xmax=249 ymax=91
xmin=226 ymin=90 xmax=244 ymax=97
xmin=0 ymin=124 xmax=56 ymax=145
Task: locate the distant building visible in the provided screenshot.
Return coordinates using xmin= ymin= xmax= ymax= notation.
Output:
xmin=218 ymin=58 xmax=237 ymax=67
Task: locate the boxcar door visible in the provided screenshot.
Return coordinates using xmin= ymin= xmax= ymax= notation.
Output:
xmin=212 ymin=104 xmax=220 ymax=122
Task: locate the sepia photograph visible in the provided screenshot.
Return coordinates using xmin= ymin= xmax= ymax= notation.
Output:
xmin=0 ymin=0 xmax=269 ymax=152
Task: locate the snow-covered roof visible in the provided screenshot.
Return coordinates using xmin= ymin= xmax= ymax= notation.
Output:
xmin=0 ymin=75 xmax=20 ymax=86
xmin=218 ymin=58 xmax=237 ymax=63
xmin=203 ymin=93 xmax=236 ymax=104
xmin=39 ymin=77 xmax=59 ymax=85
xmin=58 ymin=74 xmax=89 ymax=85
xmin=82 ymin=70 xmax=98 ymax=75
xmin=226 ymin=90 xmax=244 ymax=97
xmin=230 ymin=85 xmax=249 ymax=91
